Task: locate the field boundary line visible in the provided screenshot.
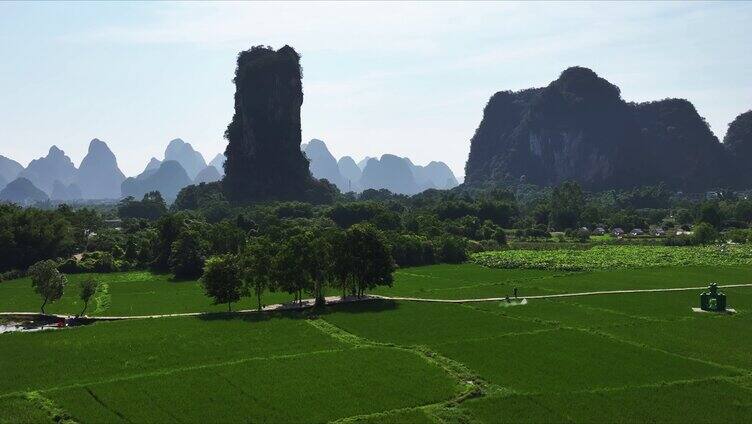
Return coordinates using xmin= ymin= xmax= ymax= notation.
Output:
xmin=2 ymin=283 xmax=750 ymax=321
xmin=550 ymin=298 xmax=676 ymax=323
xmin=575 ymin=327 xmax=749 ymax=375
xmin=0 ymin=295 xmax=381 ymax=321
xmin=372 ymin=283 xmax=752 ymax=303
xmin=0 ymin=347 xmax=354 ymax=400
xmin=518 ymin=373 xmax=752 ymax=397
xmin=430 ymin=327 xmax=562 ymax=348
xmin=311 ymin=317 xmax=512 ymax=415
xmin=331 ymin=405 xmax=429 ymax=424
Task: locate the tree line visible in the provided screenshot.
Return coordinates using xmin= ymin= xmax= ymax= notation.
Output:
xmin=4 ymin=182 xmax=752 ymax=278
xmin=201 ymin=223 xmax=394 ymax=311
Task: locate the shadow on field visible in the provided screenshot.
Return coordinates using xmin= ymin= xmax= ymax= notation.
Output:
xmin=196 ymin=299 xmax=400 ymax=323
xmin=168 ymin=275 xmax=201 ymax=284
xmin=197 ymin=310 xmax=305 ymax=323
xmin=322 ymin=299 xmax=399 ymax=315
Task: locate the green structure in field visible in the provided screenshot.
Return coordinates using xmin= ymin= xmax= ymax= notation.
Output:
xmin=699 ymin=283 xmax=727 ymax=312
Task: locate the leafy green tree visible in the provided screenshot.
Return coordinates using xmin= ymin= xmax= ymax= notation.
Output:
xmin=493 ymin=228 xmax=507 ymax=245
xmin=477 ymin=200 xmax=516 ymax=227
xmin=173 ymin=182 xmax=225 ymax=212
xmin=308 ymin=231 xmax=335 ymax=307
xmin=201 ymin=255 xmax=243 ymax=311
xmin=137 ymin=238 xmax=153 ymax=267
xmin=372 ymin=210 xmax=402 ymax=231
xmin=347 ymin=223 xmax=395 ymax=297
xmin=208 ymin=220 xmax=246 ymax=254
xmin=479 ymin=220 xmax=502 ymax=241
xmin=111 ymin=245 xmax=125 ymax=260
xmin=734 ymin=200 xmax=752 ymax=224
xmin=28 ymin=260 xmax=67 ymax=314
xmin=273 ymin=232 xmax=315 ymax=304
xmin=693 ymin=222 xmax=719 ymax=245
xmin=152 ymin=214 xmax=185 ymax=271
xmin=240 ymin=237 xmax=274 ymax=311
xmin=78 ymin=279 xmax=99 ymax=317
xmin=67 ymin=207 xmax=104 ymax=246
xmin=390 ymin=234 xmax=435 ymax=267
xmin=327 ymin=202 xmax=383 ymax=228
xmin=447 ymin=215 xmax=480 ymax=239
xmin=330 ymin=230 xmax=355 ymax=297
xmin=437 ymin=235 xmax=468 ymax=264
xmin=93 ymin=252 xmax=117 ymax=273
xmin=549 ymin=181 xmax=584 ymax=230
xmin=275 ymin=202 xmax=315 ymax=219
xmin=698 ymin=203 xmax=722 ymax=229
xmin=124 ymin=237 xmax=139 ymax=262
xmin=86 ymin=228 xmax=123 ymax=254
xmin=0 ymin=205 xmax=74 ymax=272
xmin=170 ymin=228 xmax=210 ymax=279
xmin=118 ymin=192 xmax=167 ymax=220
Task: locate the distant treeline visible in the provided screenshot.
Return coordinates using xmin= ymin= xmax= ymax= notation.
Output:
xmin=3 ymin=181 xmax=752 ymax=279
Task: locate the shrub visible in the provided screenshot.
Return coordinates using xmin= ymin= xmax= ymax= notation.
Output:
xmin=93 ymin=252 xmax=117 ymax=273
xmin=493 ymin=229 xmax=507 ymax=245
xmin=725 ymin=229 xmax=750 ymax=244
xmin=438 ymin=235 xmax=468 ymax=264
xmin=467 ymin=240 xmax=484 ymax=254
xmin=68 ymin=251 xmax=120 ymax=273
xmin=0 ymin=269 xmax=25 ymax=282
xmin=58 ymin=258 xmax=83 ymax=274
xmin=693 ymin=223 xmax=719 ymax=245
xmin=664 ymin=236 xmax=695 ymax=246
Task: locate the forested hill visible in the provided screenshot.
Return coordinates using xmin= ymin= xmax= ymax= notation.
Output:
xmin=465 ymin=67 xmax=750 ymax=191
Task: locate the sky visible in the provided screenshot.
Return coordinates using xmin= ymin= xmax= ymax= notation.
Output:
xmin=0 ymin=2 xmax=751 ymax=179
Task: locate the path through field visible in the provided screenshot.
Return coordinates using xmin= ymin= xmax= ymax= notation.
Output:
xmin=3 ymin=283 xmax=750 ymax=321
xmin=375 ymin=282 xmax=752 ymax=303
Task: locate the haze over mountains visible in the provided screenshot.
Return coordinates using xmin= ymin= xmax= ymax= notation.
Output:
xmin=0 ymin=177 xmax=49 ymax=205
xmin=77 ymin=139 xmax=125 ymax=199
xmin=121 ymin=160 xmax=192 ymax=200
xmin=303 ymin=139 xmax=459 ymax=195
xmin=164 ymin=138 xmax=207 ymax=180
xmin=0 ymin=135 xmax=457 ymax=203
xmin=5 ymin=66 xmax=747 ymax=205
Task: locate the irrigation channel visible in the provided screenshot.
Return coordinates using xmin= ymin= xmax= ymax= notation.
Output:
xmin=1 ymin=283 xmax=750 ymax=332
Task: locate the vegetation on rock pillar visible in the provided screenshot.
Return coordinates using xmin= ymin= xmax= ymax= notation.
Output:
xmin=222 ymin=45 xmax=336 ymax=204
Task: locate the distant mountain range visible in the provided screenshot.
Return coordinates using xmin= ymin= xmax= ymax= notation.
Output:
xmin=121 ymin=160 xmax=193 ymax=200
xmin=0 ymin=137 xmax=459 ymax=203
xmin=0 ymin=177 xmax=49 ymax=205
xmin=303 ymin=139 xmax=459 ymax=195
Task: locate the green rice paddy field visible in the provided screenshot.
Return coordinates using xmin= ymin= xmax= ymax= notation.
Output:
xmin=1 ymin=262 xmax=751 ymax=423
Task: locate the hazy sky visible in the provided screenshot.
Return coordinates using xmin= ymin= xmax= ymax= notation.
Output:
xmin=1 ymin=2 xmax=751 ymax=178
